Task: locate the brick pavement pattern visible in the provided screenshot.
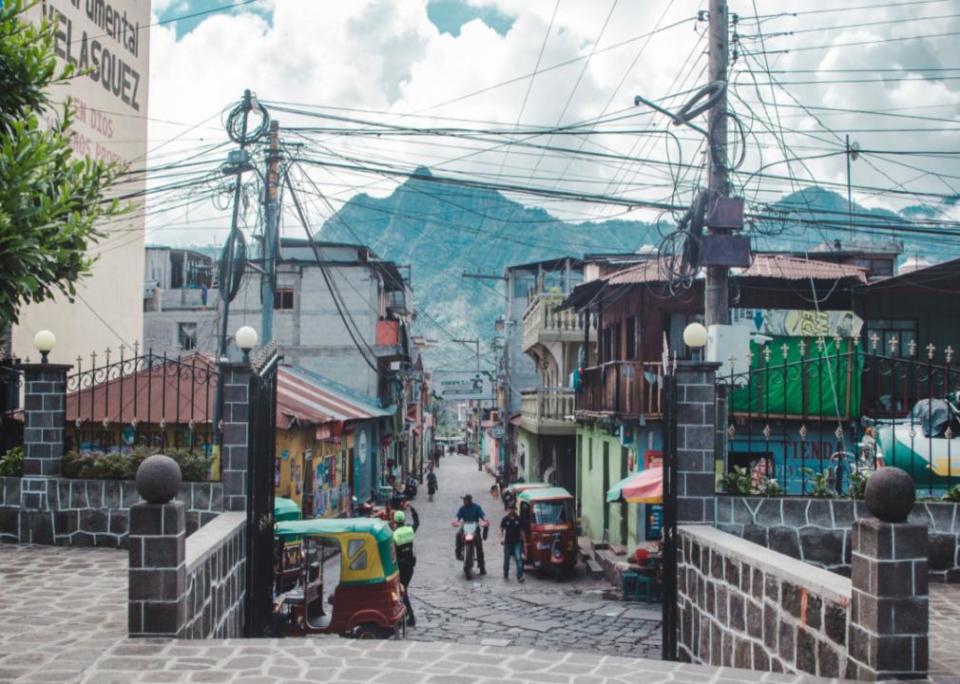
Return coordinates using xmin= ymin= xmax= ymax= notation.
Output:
xmin=1 ymin=454 xmax=957 ymax=682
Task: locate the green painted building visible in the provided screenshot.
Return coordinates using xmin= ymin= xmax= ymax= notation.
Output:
xmin=576 ymin=421 xmax=663 ymax=554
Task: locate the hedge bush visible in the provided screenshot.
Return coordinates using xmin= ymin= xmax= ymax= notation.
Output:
xmin=62 ymin=446 xmax=211 ymax=481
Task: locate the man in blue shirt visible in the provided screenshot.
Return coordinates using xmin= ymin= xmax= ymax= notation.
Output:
xmin=455 ymin=494 xmax=487 ymax=575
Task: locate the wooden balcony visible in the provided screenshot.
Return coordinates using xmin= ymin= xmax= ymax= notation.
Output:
xmin=577 ymin=361 xmax=663 ymax=419
xmin=520 ymin=388 xmax=577 ymax=435
xmin=522 ymin=293 xmax=595 ymax=353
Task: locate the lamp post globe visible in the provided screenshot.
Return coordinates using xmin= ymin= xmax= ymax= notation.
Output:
xmin=236 ymin=326 xmax=258 ymax=362
xmin=682 ymin=322 xmax=708 ymax=349
xmin=33 ymin=330 xmax=56 ymax=363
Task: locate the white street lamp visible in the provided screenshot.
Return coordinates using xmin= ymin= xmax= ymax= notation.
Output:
xmin=33 ymin=330 xmax=56 ymax=363
xmin=235 ymin=326 xmax=258 ymax=362
xmin=682 ymin=322 xmax=708 ymax=349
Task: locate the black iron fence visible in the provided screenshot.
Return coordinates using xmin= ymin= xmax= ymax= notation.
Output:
xmin=0 ymin=361 xmax=23 ymax=459
xmin=721 ymin=338 xmax=960 ymax=497
xmin=65 ymin=346 xmax=221 ymax=457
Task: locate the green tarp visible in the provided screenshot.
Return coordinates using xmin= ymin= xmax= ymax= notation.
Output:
xmin=728 ymin=336 xmax=863 ymax=418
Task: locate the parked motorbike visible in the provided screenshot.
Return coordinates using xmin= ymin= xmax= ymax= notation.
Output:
xmin=403 ymin=476 xmax=418 ymax=500
xmin=455 ymin=520 xmax=489 ymax=580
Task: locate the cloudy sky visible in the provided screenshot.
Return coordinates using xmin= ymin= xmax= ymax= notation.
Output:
xmin=139 ymin=0 xmax=960 ymax=251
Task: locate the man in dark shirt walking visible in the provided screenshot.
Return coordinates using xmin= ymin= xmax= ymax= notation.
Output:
xmin=499 ymin=503 xmax=526 ymax=582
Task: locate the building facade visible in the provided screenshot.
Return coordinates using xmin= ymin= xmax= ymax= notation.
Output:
xmin=13 ymin=0 xmax=152 ymax=363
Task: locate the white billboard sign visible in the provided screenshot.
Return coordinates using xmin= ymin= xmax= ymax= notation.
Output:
xmin=434 ymin=371 xmax=492 ymax=401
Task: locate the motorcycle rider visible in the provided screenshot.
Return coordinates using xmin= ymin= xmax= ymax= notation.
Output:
xmin=454 ymin=494 xmax=487 ymax=575
xmin=391 ymin=510 xmax=417 ymax=627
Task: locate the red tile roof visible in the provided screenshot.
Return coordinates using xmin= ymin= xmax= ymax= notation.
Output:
xmin=601 ymin=254 xmax=867 ymax=285
xmin=738 ymin=254 xmax=867 ymax=283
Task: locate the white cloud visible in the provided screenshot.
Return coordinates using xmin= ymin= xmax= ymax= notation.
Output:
xmin=143 ymin=0 xmax=960 ymax=250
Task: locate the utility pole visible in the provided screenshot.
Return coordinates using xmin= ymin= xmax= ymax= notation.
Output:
xmin=453 ymin=337 xmax=481 ymax=458
xmin=705 ymin=0 xmax=730 ymax=327
xmin=218 ymin=90 xmax=255 ymax=360
xmin=260 ymin=120 xmax=281 ymax=345
xmin=845 ymin=135 xmax=859 ymax=240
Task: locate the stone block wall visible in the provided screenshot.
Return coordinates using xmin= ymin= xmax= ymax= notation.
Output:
xmin=129 ymin=505 xmax=245 ymax=639
xmin=0 ymin=476 xmax=222 ymax=546
xmin=678 ymin=525 xmax=851 ymax=677
xmin=715 ymin=496 xmax=960 ymax=581
xmin=182 ymin=512 xmax=246 ymax=638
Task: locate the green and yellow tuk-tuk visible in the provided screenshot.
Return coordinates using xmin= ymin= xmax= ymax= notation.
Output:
xmin=273 ymin=518 xmax=405 ymax=639
xmin=274 ymin=498 xmax=303 ymax=594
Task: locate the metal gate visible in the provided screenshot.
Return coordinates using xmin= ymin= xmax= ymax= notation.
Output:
xmin=246 ymin=349 xmax=279 ymax=637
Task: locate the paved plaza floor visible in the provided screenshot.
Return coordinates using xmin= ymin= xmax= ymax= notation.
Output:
xmin=929 ymin=582 xmax=960 ymax=683
xmin=0 ymin=454 xmax=957 ymax=682
xmin=0 ymin=542 xmax=828 ymax=684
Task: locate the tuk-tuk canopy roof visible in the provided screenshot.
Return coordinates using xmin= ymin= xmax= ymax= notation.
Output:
xmin=518 ymin=486 xmax=574 ymax=502
xmin=275 ymin=517 xmax=398 ymax=585
xmin=274 ymin=497 xmax=302 ymax=522
xmin=275 ymin=517 xmax=393 ymax=544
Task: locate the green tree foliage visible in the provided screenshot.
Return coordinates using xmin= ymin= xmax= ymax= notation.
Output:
xmin=0 ymin=1 xmax=124 ymax=327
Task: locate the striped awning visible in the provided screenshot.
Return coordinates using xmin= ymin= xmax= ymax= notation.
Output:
xmin=277 ymin=366 xmax=393 ymax=429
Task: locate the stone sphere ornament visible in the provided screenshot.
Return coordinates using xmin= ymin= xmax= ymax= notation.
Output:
xmin=135 ymin=454 xmax=182 ymax=504
xmin=864 ymin=466 xmax=915 ymax=523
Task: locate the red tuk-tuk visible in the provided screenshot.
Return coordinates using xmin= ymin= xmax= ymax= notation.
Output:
xmin=517 ymin=487 xmax=578 ymax=579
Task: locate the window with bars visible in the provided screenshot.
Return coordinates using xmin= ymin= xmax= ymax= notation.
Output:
xmin=864 ymin=319 xmax=918 ymax=357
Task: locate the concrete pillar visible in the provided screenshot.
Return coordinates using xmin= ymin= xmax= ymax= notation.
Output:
xmin=219 ymin=363 xmax=251 ymax=512
xmin=847 ymin=518 xmax=928 ymax=680
xmin=674 ymin=361 xmax=720 ymax=524
xmin=128 ymin=499 xmax=187 ymax=637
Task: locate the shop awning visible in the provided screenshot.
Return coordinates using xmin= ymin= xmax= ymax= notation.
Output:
xmin=606 ymin=466 xmax=663 ymax=504
xmin=277 ymin=366 xmax=393 ymax=429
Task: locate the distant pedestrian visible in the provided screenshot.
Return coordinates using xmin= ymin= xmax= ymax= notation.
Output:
xmin=499 ymin=503 xmax=526 ymax=582
xmin=392 ymin=510 xmax=417 ymax=627
xmin=426 ymin=468 xmax=438 ymax=502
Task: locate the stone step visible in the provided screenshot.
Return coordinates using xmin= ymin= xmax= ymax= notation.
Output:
xmin=583 ymin=556 xmax=604 ymax=579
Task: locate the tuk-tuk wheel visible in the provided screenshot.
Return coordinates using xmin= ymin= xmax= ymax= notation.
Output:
xmin=354 ymin=622 xmax=389 ymax=639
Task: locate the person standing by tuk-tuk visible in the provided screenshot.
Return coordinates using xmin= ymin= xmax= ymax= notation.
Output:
xmin=499 ymin=503 xmax=526 ymax=582
xmin=392 ymin=510 xmax=417 ymax=627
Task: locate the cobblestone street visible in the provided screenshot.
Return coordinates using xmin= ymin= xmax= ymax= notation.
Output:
xmin=404 ymin=453 xmax=661 ymax=657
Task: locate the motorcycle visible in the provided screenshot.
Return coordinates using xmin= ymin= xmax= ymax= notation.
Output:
xmin=455 ymin=520 xmax=489 ymax=580
xmin=403 ymin=476 xmax=418 ymax=500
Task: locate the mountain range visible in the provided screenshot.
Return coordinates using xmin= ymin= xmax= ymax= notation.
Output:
xmin=180 ymin=167 xmax=954 ymax=367
xmin=316 ymin=167 xmax=950 ymax=366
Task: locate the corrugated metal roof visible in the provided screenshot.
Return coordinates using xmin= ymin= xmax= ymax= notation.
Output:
xmin=736 ymin=254 xmax=867 ymax=283
xmin=278 ymin=366 xmax=393 ymax=428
